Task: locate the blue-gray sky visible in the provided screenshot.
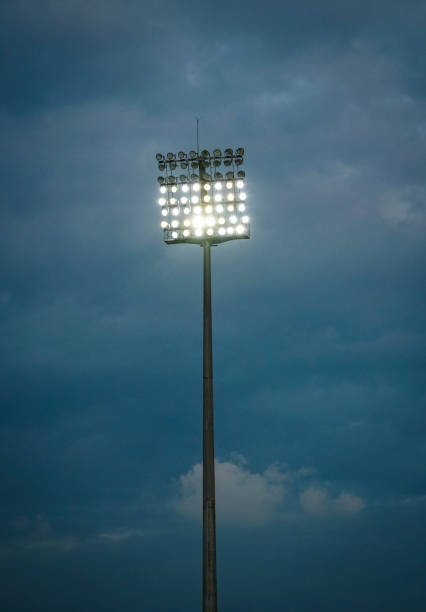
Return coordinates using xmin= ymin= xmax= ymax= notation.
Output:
xmin=1 ymin=1 xmax=425 ymax=610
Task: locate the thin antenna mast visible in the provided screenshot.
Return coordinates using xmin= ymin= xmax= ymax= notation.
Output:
xmin=196 ymin=117 xmax=200 ymax=154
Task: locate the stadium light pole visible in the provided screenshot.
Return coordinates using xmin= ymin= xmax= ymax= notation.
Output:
xmin=154 ymin=146 xmax=250 ymax=612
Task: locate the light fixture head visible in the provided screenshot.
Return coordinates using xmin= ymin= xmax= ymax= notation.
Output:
xmin=213 ymin=149 xmax=221 ymax=157
xmin=156 ymin=153 xmax=164 ymax=161
xmin=236 ymin=147 xmax=244 ymax=156
xmin=157 ymin=176 xmax=165 ymax=184
xmin=170 ymin=161 xmax=177 ymax=170
xmin=224 ymin=158 xmax=232 ymax=166
xmin=225 ymin=171 xmax=234 ymax=179
xmin=166 ymin=152 xmax=175 ymax=160
xmin=201 ymin=149 xmax=210 ymax=158
xmin=237 ymin=170 xmax=245 ymax=178
xmin=189 ymin=150 xmax=197 ymax=159
xmin=178 ymin=151 xmax=186 ymax=160
xmin=180 ymin=161 xmax=188 ymax=169
xmin=235 ymin=157 xmax=243 ymax=166
xmin=224 ymin=148 xmax=233 ymax=156
xmin=158 ymin=162 xmax=166 ymax=171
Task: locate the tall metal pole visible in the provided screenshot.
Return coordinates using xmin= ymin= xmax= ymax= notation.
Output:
xmin=201 ymin=159 xmax=217 ymax=611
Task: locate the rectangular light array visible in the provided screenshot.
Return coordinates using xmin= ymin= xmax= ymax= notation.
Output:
xmin=155 ymin=148 xmax=250 ymax=245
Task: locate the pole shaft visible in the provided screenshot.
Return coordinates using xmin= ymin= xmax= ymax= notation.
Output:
xmin=203 ymin=239 xmax=217 ymax=611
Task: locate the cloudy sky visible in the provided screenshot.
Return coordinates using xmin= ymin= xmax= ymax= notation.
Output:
xmin=1 ymin=1 xmax=425 ymax=610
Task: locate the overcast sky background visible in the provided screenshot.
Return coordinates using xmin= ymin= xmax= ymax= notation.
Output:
xmin=1 ymin=1 xmax=425 ymax=610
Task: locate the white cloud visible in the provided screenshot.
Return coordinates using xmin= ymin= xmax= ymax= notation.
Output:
xmin=300 ymin=487 xmax=366 ymax=516
xmin=174 ymin=459 xmax=286 ymax=525
xmin=174 ymin=456 xmax=366 ymax=525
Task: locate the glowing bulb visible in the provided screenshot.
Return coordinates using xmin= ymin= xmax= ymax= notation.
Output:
xmin=227 ymin=204 xmax=235 ymax=212
xmin=236 ymin=180 xmax=244 ymax=189
xmin=206 ymin=216 xmax=215 ymax=226
xmin=161 ymin=208 xmax=168 ymax=216
xmin=216 ymin=204 xmax=224 ymax=213
xmin=172 ymin=207 xmax=179 ymax=215
xmin=218 ymin=227 xmax=226 ymax=235
xmin=230 ymin=215 xmax=237 ymax=224
xmin=171 ymin=220 xmax=179 ymax=228
xmin=158 ymin=197 xmax=166 ymax=206
xmin=207 ymin=228 xmax=214 ymax=236
xmin=227 ymin=226 xmax=235 ymax=235
xmin=204 ymin=183 xmax=211 ymax=191
xmin=227 ymin=193 xmax=234 ymax=201
xmin=214 ymin=194 xmax=222 ymax=203
xmin=193 ymin=183 xmax=200 ymax=192
xmin=238 ymin=203 xmax=246 ymax=212
xmin=160 ymin=221 xmax=168 ymax=229
xmin=194 ymin=205 xmax=202 ymax=215
xmin=160 ymin=186 xmax=167 ymax=194
xmin=226 ymin=181 xmax=233 ymax=189
xmin=171 ymin=186 xmax=178 ymax=193
xmin=214 ymin=182 xmax=222 ymax=190
xmin=170 ymin=197 xmax=177 ymax=204
xmin=182 ymin=184 xmax=189 ymax=192
xmin=193 ymin=216 xmax=203 ymax=228
xmin=183 ymin=206 xmax=190 ymax=214
xmin=172 ymin=231 xmax=178 ymax=239
xmin=205 ymin=205 xmax=213 ymax=214
xmin=240 ymin=192 xmax=247 ymax=201
xmin=183 ymin=229 xmax=190 ymax=237
xmin=203 ymin=195 xmax=211 ymax=203
xmin=218 ymin=217 xmax=226 ymax=225
xmin=191 ymin=195 xmax=199 ymax=204
xmin=236 ymin=225 xmax=245 ymax=234
xmin=184 ymin=219 xmax=191 ymax=227
xmin=195 ymin=228 xmax=203 ymax=237
xmin=181 ymin=196 xmax=188 ymax=204
xmin=242 ymin=215 xmax=249 ymax=223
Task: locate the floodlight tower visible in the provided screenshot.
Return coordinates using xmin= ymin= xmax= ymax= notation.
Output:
xmin=154 ymin=147 xmax=249 ymax=612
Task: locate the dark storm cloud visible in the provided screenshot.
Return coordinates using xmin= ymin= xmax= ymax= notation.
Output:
xmin=1 ymin=1 xmax=425 ymax=610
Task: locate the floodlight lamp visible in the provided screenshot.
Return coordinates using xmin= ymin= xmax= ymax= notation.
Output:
xmin=227 ymin=204 xmax=234 ymax=211
xmin=157 ymin=176 xmax=165 ymax=184
xmin=167 ymin=152 xmax=175 ymax=160
xmin=207 ymin=228 xmax=214 ymax=236
xmin=170 ymin=196 xmax=176 ymax=204
xmin=194 ymin=205 xmax=202 ymax=214
xmin=183 ymin=229 xmax=190 ymax=237
xmin=191 ymin=161 xmax=198 ymax=169
xmin=201 ymin=149 xmax=210 ymax=158
xmin=195 ymin=228 xmax=203 ymax=237
xmin=170 ymin=161 xmax=177 ymax=170
xmin=224 ymin=158 xmax=232 ymax=166
xmin=225 ymin=171 xmax=234 ymax=179
xmin=204 ymin=183 xmax=211 ymax=190
xmin=226 ymin=181 xmax=233 ymax=189
xmin=214 ymin=172 xmax=223 ymax=180
xmin=156 ymin=153 xmax=164 ymax=161
xmin=236 ymin=180 xmax=244 ymax=189
xmin=160 ymin=185 xmax=167 ymax=194
xmin=179 ymin=174 xmax=186 ymax=182
xmin=224 ymin=148 xmax=232 ymax=156
xmin=161 ymin=221 xmax=168 ymax=228
xmin=213 ymin=159 xmax=221 ymax=167
xmin=242 ymin=215 xmax=249 ymax=223
xmin=178 ymin=151 xmax=186 ymax=160
xmin=171 ymin=185 xmax=178 ymax=193
xmin=236 ymin=147 xmax=244 ymax=156
xmin=161 ymin=208 xmax=168 ymax=216
xmin=240 ymin=192 xmax=247 ymax=200
xmin=158 ymin=162 xmax=166 ymax=171
xmin=219 ymin=227 xmax=226 ymax=235
xmin=230 ymin=215 xmax=237 ymax=224
xmin=237 ymin=170 xmax=245 ymax=178
xmin=214 ymin=195 xmax=222 ymax=204
xmin=235 ymin=157 xmax=243 ymax=166
xmin=172 ymin=231 xmax=178 ymax=239
xmin=158 ymin=197 xmax=166 ymax=205
xmin=218 ymin=216 xmax=226 ymax=224
xmin=193 ymin=183 xmax=201 ymax=191
xmin=182 ymin=184 xmax=189 ymax=192
xmin=204 ymin=195 xmax=211 ymax=203
xmin=172 ymin=207 xmax=179 ymax=215
xmin=171 ymin=220 xmax=179 ymax=228
xmin=238 ymin=203 xmax=246 ymax=211
xmin=213 ymin=149 xmax=221 ymax=157
xmin=189 ymin=150 xmax=197 ymax=159
xmin=181 ymin=196 xmax=188 ymax=204
xmin=180 ymin=161 xmax=188 ymax=169
xmin=236 ymin=225 xmax=244 ymax=234
xmin=205 ymin=205 xmax=213 ymax=213
xmin=227 ymin=226 xmax=234 ymax=235
xmin=183 ymin=206 xmax=190 ymax=214
xmin=192 ymin=195 xmax=200 ymax=204
xmin=168 ymin=176 xmax=176 ymax=183
xmin=216 ymin=204 xmax=224 ymax=213
xmin=184 ymin=219 xmax=191 ymax=227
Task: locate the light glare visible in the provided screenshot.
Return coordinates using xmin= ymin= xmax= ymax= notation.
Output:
xmin=236 ymin=180 xmax=244 ymax=189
